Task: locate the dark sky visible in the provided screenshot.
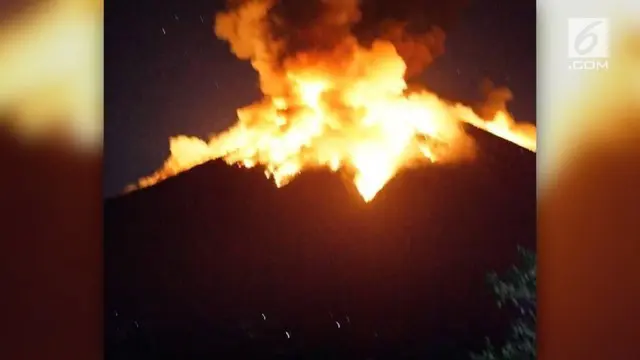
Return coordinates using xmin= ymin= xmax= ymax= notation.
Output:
xmin=104 ymin=0 xmax=535 ymax=197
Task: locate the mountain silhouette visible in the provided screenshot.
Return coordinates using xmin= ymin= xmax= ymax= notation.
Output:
xmin=105 ymin=126 xmax=535 ymax=359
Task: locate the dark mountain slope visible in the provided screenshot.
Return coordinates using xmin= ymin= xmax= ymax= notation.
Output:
xmin=105 ymin=127 xmax=535 ymax=358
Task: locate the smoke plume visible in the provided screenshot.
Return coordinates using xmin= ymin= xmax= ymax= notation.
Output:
xmin=215 ymin=0 xmax=469 ymax=89
xmin=476 ymin=79 xmax=514 ymax=120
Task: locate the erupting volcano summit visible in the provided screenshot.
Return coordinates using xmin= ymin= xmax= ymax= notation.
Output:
xmin=130 ymin=0 xmax=536 ymax=201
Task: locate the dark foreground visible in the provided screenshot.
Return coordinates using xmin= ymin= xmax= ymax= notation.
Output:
xmin=105 ymin=127 xmax=535 ymax=359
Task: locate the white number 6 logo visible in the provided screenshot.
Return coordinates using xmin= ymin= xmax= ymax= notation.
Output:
xmin=574 ymin=21 xmax=603 ymax=56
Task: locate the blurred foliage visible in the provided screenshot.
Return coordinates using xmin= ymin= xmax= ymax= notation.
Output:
xmin=471 ymin=246 xmax=536 ymax=360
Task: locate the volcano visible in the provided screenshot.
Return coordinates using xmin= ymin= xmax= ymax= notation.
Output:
xmin=104 ymin=126 xmax=535 ymax=359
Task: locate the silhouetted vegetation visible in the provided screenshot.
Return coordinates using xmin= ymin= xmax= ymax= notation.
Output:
xmin=471 ymin=247 xmax=536 ymax=360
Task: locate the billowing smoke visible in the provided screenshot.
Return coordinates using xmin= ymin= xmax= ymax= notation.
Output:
xmin=215 ymin=0 xmax=469 ymax=93
xmin=356 ymin=0 xmax=468 ymax=76
xmin=476 ymin=79 xmax=514 ymax=120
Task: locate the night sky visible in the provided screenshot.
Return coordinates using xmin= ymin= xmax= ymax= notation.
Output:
xmin=104 ymin=0 xmax=535 ymax=197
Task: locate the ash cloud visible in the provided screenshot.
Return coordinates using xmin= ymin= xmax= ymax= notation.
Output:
xmin=215 ymin=0 xmax=469 ymax=79
xmin=476 ymin=79 xmax=514 ymax=120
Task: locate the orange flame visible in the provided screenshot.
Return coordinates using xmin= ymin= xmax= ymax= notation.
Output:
xmin=132 ymin=1 xmax=535 ymax=202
